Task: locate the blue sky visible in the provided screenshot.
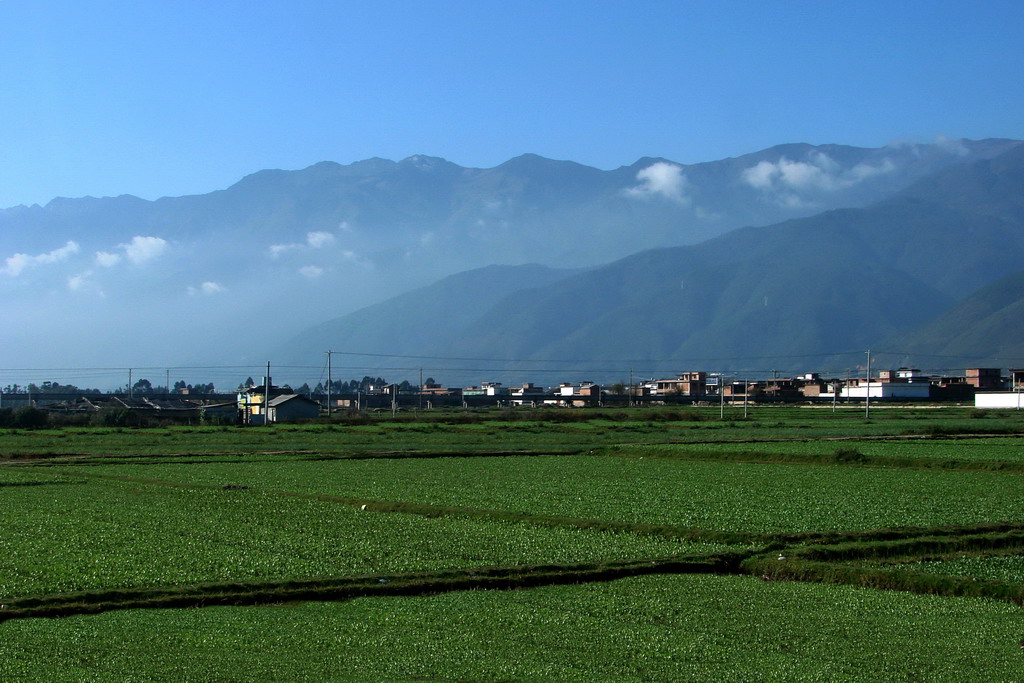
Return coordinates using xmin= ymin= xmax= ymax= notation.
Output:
xmin=1 ymin=0 xmax=1023 ymax=208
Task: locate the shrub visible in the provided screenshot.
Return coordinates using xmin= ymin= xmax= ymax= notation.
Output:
xmin=831 ymin=447 xmax=867 ymax=464
xmin=92 ymin=408 xmax=145 ymax=428
xmin=13 ymin=406 xmax=49 ymax=429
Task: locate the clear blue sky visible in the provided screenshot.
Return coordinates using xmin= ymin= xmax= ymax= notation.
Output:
xmin=1 ymin=0 xmax=1022 ymax=208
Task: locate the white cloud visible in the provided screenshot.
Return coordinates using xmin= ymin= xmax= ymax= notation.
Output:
xmin=95 ymin=251 xmax=122 ymax=267
xmin=67 ymin=272 xmax=90 ymax=291
xmin=741 ymin=152 xmax=898 ymax=205
xmin=626 ymin=162 xmax=690 ymax=203
xmin=298 ymin=265 xmax=324 ymax=279
xmin=67 ymin=270 xmax=105 ymax=296
xmin=187 ymin=281 xmax=226 ymax=296
xmin=120 ymin=236 xmax=167 ymax=264
xmin=306 ymin=231 xmax=335 ymax=249
xmin=270 ymin=231 xmax=336 ymax=258
xmin=2 ymin=241 xmax=80 ymax=277
xmin=269 ymin=243 xmax=298 ymax=258
xmin=935 ymin=135 xmax=970 ymax=157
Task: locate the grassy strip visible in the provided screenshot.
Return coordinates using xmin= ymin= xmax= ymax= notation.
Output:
xmin=300 ymin=449 xmax=582 ymax=461
xmin=608 ymin=445 xmax=1024 ymax=474
xmin=782 ymin=531 xmax=1024 ymax=564
xmin=6 ymin=448 xmax=583 ymax=467
xmin=742 ymin=556 xmax=1024 ymax=605
xmin=768 ymin=522 xmax=1024 ymax=548
xmin=0 ymin=551 xmax=746 ymax=623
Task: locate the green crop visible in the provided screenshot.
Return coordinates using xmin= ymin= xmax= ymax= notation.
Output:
xmin=64 ymin=453 xmax=1024 ymax=533
xmin=893 ymin=555 xmax=1024 ymax=583
xmin=1 ymin=574 xmax=1022 ymax=681
xmin=0 ymin=475 xmax=728 ymax=599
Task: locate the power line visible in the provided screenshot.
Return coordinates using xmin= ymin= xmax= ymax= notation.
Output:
xmin=322 ymin=350 xmax=873 ymax=364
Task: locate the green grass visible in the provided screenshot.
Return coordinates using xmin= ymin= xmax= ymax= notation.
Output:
xmin=3 ymin=406 xmax=1022 ymax=459
xmin=61 ymin=453 xmax=1024 ymax=533
xmin=893 ymin=555 xmax=1024 ymax=583
xmin=5 ymin=407 xmax=1024 ymax=680
xmin=621 ymin=436 xmax=1024 ymax=464
xmin=2 ymin=574 xmax=1022 ymax=681
xmin=0 ymin=473 xmax=727 ymax=599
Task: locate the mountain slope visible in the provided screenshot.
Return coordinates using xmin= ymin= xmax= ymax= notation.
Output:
xmin=282 ymin=142 xmax=1024 ymax=379
xmin=885 ymin=268 xmax=1024 ymax=365
xmin=273 ymin=263 xmax=581 ymax=366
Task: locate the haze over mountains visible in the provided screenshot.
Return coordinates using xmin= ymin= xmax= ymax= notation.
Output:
xmin=280 ymin=140 xmax=1024 ymax=384
xmin=1 ymin=137 xmax=1020 ymax=381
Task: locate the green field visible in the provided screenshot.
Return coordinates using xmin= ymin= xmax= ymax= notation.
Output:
xmin=2 ymin=406 xmax=1024 ymax=680
xmin=3 ymin=575 xmax=1023 ymax=681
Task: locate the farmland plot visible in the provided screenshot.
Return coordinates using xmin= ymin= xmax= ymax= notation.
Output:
xmin=3 ymin=408 xmax=1024 ymax=681
xmin=2 ymin=575 xmax=1022 ymax=681
xmin=66 ymin=453 xmax=1024 ymax=533
xmin=0 ymin=473 xmax=726 ymax=598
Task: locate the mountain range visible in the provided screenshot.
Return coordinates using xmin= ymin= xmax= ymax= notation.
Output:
xmin=279 ymin=141 xmax=1024 ymax=383
xmin=1 ymin=137 xmax=1021 ymax=380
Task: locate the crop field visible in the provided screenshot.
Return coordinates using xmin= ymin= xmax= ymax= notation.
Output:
xmin=54 ymin=453 xmax=1024 ymax=533
xmin=2 ymin=405 xmax=1024 ymax=680
xmin=887 ymin=555 xmax=1024 ymax=583
xmin=618 ymin=436 xmax=1024 ymax=465
xmin=2 ymin=405 xmax=1022 ymax=458
xmin=3 ymin=575 xmax=1023 ymax=681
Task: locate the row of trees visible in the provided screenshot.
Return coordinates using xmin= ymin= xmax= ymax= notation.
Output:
xmin=2 ymin=380 xmax=220 ymax=395
xmin=3 ymin=374 xmax=440 ymax=398
xmin=121 ymin=379 xmax=218 ymax=395
xmin=2 ymin=382 xmax=103 ymax=395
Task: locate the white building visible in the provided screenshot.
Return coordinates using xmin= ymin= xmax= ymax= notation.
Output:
xmin=975 ymin=392 xmax=1024 ymax=409
xmin=839 ymin=382 xmax=931 ymax=399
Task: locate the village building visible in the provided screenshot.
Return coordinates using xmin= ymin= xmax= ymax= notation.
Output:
xmin=648 ymin=371 xmax=707 ymax=397
xmin=238 ymin=380 xmax=319 ymax=424
xmin=546 ymin=382 xmax=601 ymax=407
xmin=966 ymin=368 xmax=1005 ymax=391
xmin=510 ymin=382 xmax=549 ymax=406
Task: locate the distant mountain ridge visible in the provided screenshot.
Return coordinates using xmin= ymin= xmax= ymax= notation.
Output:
xmin=3 ymin=139 xmax=1016 ymax=266
xmin=1 ymin=137 xmax=1020 ymax=371
xmin=279 ymin=142 xmax=1024 ymax=381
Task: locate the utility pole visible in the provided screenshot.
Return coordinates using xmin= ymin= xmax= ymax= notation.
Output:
xmin=326 ymin=351 xmax=333 ymax=417
xmin=128 ymin=368 xmax=133 ymax=399
xmin=629 ymin=368 xmax=633 ymax=409
xmin=264 ymin=362 xmax=271 ymax=425
xmin=419 ymin=367 xmax=423 ymax=411
xmin=832 ymin=377 xmax=839 ymax=413
xmin=719 ymin=375 xmax=726 ymax=420
xmin=165 ymin=369 xmax=170 ymax=399
xmin=392 ymin=383 xmax=398 ymax=417
xmin=865 ymin=350 xmax=872 ymax=419
xmin=743 ymin=379 xmax=748 ymax=419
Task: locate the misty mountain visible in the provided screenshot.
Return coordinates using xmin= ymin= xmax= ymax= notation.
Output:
xmin=276 ymin=263 xmax=581 ymax=367
xmin=3 ymin=139 xmax=1014 ymax=265
xmin=1 ymin=138 xmax=1018 ymax=370
xmin=884 ymin=268 xmax=1024 ymax=367
xmin=281 ymin=143 xmax=1024 ymax=381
